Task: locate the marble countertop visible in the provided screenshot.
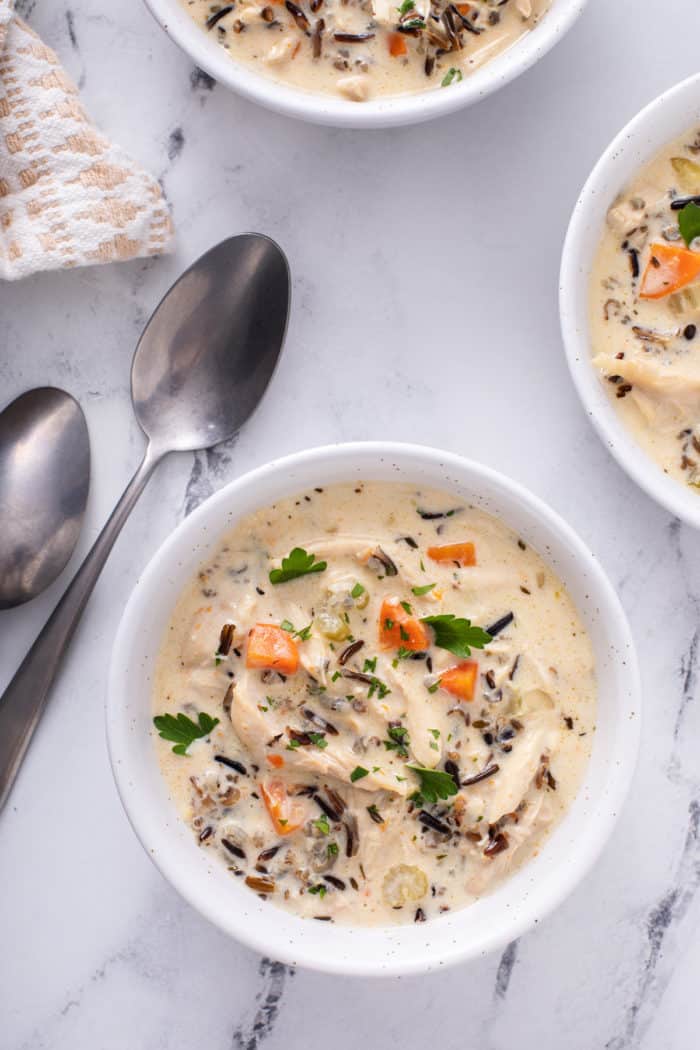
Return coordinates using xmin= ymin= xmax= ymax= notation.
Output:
xmin=2 ymin=0 xmax=700 ymax=1046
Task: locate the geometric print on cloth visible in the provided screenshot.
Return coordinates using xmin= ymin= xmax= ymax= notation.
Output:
xmin=0 ymin=1 xmax=173 ymax=280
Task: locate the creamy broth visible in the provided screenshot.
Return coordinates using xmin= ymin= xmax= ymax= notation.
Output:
xmin=589 ymin=125 xmax=700 ymax=491
xmin=153 ymin=482 xmax=595 ymax=926
xmin=182 ymin=0 xmax=548 ymax=102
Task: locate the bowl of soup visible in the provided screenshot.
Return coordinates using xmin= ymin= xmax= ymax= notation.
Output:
xmin=142 ymin=0 xmax=588 ymax=126
xmin=560 ymin=72 xmax=700 ymax=529
xmin=107 ymin=442 xmax=639 ymax=974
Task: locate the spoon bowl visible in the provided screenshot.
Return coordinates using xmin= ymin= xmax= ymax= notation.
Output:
xmin=133 ymin=234 xmax=290 ymax=452
xmin=0 ymin=388 xmax=90 ymax=609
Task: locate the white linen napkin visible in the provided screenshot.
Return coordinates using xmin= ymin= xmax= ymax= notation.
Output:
xmin=0 ymin=1 xmax=173 ymax=280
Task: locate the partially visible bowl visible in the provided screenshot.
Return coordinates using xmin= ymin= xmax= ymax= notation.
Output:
xmin=107 ymin=441 xmax=639 ymax=976
xmin=142 ymin=0 xmax=588 ymax=128
xmin=560 ymin=72 xmax=700 ymax=530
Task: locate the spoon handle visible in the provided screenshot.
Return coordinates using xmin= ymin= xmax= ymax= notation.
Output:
xmin=0 ymin=444 xmax=164 ymax=813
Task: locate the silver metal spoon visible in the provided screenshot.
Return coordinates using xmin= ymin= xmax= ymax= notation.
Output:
xmin=0 ymin=388 xmax=90 ymax=609
xmin=0 ymin=234 xmax=290 ymax=812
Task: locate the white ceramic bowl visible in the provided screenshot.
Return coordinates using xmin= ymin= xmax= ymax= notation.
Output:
xmin=142 ymin=0 xmax=588 ymax=128
xmin=107 ymin=442 xmax=639 ymax=976
xmin=560 ymin=73 xmax=700 ymax=530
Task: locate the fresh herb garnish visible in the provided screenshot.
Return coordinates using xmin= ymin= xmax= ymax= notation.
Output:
xmin=392 ymin=646 xmax=413 ymax=667
xmin=314 ymin=814 xmax=330 ymax=835
xmin=153 ymin=711 xmax=219 ymax=755
xmin=407 ymin=765 xmax=459 ymax=805
xmin=280 ymin=618 xmax=313 ymax=640
xmin=368 ymin=676 xmax=391 ymax=700
xmin=350 ymin=765 xmax=369 ymax=782
xmin=678 ymin=201 xmax=700 ymax=247
xmin=421 ymin=614 xmax=491 ymax=658
xmin=412 ymin=583 xmax=436 ymax=596
xmin=363 ymin=657 xmax=377 ymax=673
xmin=400 ymin=600 xmax=413 ymax=615
xmin=269 ymin=547 xmax=327 ymax=585
xmin=401 ymin=16 xmax=425 ymax=27
xmin=308 ymin=884 xmax=327 ymax=897
xmin=384 ymin=725 xmax=410 ymax=758
xmin=441 ymin=67 xmax=463 ymax=87
xmin=427 ymin=681 xmax=439 ymax=694
xmin=398 ymin=0 xmax=414 ymax=11
xmin=351 ymin=582 xmax=365 ymax=599
xmin=307 ymin=732 xmax=328 ymax=750
xmin=327 ymin=841 xmax=339 ymax=858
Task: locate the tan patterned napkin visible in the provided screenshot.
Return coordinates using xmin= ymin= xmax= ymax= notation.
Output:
xmin=0 ymin=2 xmax=173 ymax=280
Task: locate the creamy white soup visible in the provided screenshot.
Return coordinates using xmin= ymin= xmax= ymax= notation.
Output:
xmin=182 ymin=0 xmax=548 ymax=102
xmin=153 ymin=482 xmax=595 ymax=926
xmin=590 ymin=125 xmax=700 ymax=491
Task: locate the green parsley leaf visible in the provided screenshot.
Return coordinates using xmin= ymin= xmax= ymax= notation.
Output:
xmin=441 ymin=67 xmax=463 ymax=87
xmin=429 ymin=728 xmax=440 ymax=739
xmin=678 ymin=201 xmax=700 ymax=247
xmin=351 ymin=582 xmax=366 ymax=599
xmin=314 ymin=814 xmax=330 ymax=835
xmin=327 ymin=841 xmax=339 ymax=858
xmin=398 ymin=0 xmax=414 ymax=11
xmin=308 ymin=732 xmax=328 ymax=750
xmin=363 ymin=656 xmax=377 ymax=673
xmin=412 ymin=582 xmax=436 ymax=596
xmin=407 ymin=764 xmax=459 ymax=804
xmin=308 ymin=884 xmax=327 ymax=897
xmin=350 ymin=765 xmax=369 ymax=782
xmin=421 ymin=614 xmax=491 ymax=659
xmin=280 ymin=619 xmax=295 ymax=632
xmin=401 ymin=16 xmax=425 ymax=28
xmin=286 ymin=738 xmax=302 ymax=750
xmin=153 ymin=711 xmax=219 ymax=756
xmin=384 ymin=724 xmax=410 ymax=758
xmin=400 ymin=600 xmax=413 ymax=615
xmin=269 ymin=547 xmax=327 ymax=585
xmin=427 ymin=681 xmax=439 ymax=694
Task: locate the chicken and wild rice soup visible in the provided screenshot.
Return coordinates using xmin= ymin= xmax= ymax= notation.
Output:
xmin=153 ymin=482 xmax=595 ymax=926
xmin=590 ymin=125 xmax=700 ymax=492
xmin=183 ymin=0 xmax=548 ymax=102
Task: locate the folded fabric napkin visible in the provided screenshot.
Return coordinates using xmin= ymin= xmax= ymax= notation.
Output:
xmin=0 ymin=1 xmax=173 ymax=280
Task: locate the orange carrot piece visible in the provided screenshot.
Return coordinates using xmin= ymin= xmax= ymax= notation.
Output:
xmin=440 ymin=661 xmax=478 ymax=702
xmin=455 ymin=2 xmax=470 ymax=12
xmin=246 ymin=624 xmax=299 ymax=674
xmin=379 ymin=596 xmax=429 ymax=651
xmin=266 ymin=754 xmax=285 ymax=769
xmin=260 ymin=779 xmax=304 ymax=835
xmin=427 ymin=542 xmax=476 ymax=566
xmin=388 ymin=31 xmax=407 ymax=56
xmin=639 ymin=242 xmax=700 ymax=299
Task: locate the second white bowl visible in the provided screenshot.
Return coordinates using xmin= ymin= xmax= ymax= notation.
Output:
xmin=560 ymin=72 xmax=700 ymax=529
xmin=142 ymin=0 xmax=588 ymax=128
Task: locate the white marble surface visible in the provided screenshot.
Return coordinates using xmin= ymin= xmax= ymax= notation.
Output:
xmin=2 ymin=0 xmax=700 ymax=1045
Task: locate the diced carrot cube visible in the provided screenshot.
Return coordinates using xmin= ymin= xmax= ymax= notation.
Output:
xmin=427 ymin=542 xmax=476 ymax=566
xmin=379 ymin=596 xmax=429 ymax=651
xmin=639 ymin=242 xmax=700 ymax=299
xmin=260 ymin=779 xmax=305 ymax=835
xmin=247 ymin=624 xmax=299 ymax=674
xmin=388 ymin=31 xmax=407 ymax=56
xmin=440 ymin=661 xmax=478 ymax=701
